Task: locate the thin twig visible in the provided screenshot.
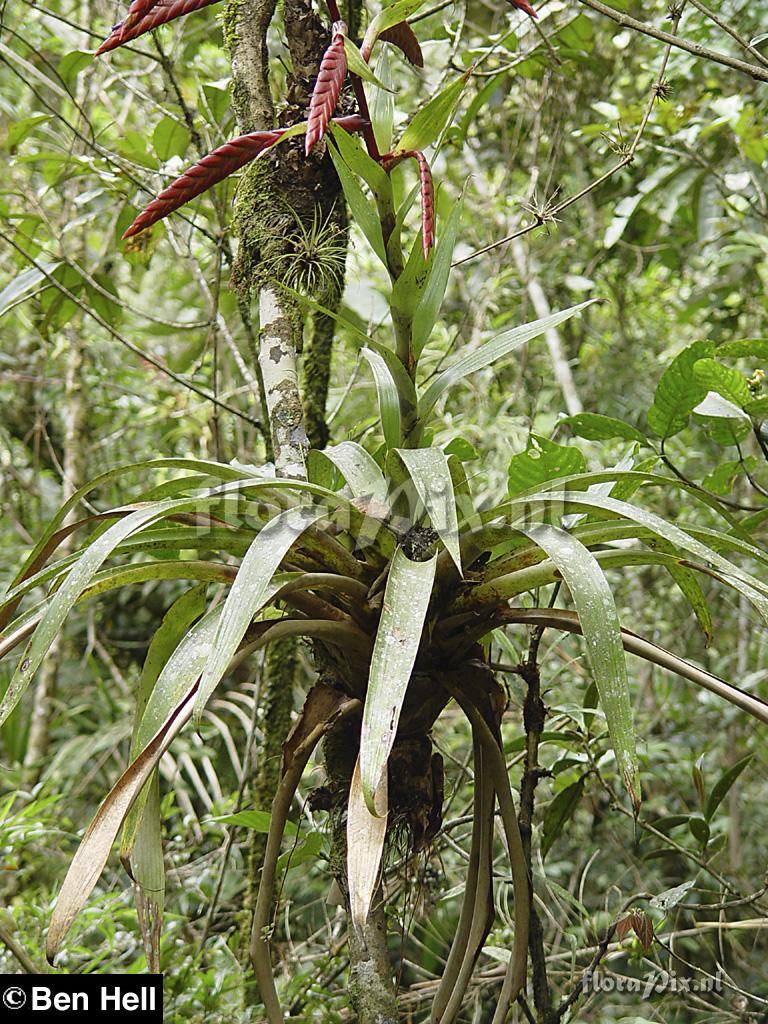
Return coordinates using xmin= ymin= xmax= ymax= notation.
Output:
xmin=454 ymin=0 xmax=766 ymax=266
xmin=0 ymin=229 xmax=262 ymax=429
xmin=0 ymin=921 xmax=45 ymax=974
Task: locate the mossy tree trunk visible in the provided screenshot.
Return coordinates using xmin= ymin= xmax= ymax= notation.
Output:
xmin=223 ymin=0 xmax=348 ymax=468
xmin=222 ymin=0 xmax=361 ymax=1012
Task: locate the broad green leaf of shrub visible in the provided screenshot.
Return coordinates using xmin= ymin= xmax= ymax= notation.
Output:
xmin=153 ymin=116 xmax=191 ymax=161
xmin=508 ymin=435 xmax=587 ymax=496
xmin=647 ymin=340 xmax=715 ymax=439
xmin=692 ymin=358 xmax=751 ymax=407
xmin=562 ymin=412 xmax=647 ymax=444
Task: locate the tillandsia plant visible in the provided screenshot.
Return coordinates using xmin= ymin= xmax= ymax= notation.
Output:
xmin=3 ymin=1 xmax=768 ymax=1023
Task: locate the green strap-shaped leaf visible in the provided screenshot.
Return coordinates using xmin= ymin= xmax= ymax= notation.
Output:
xmin=0 ymin=499 xmax=184 ymax=727
xmin=121 ymin=585 xmax=208 ymax=873
xmin=395 ymin=447 xmax=462 ymax=572
xmin=343 ymin=37 xmax=393 ymax=90
xmin=137 ymin=606 xmax=223 ymax=746
xmin=328 ymin=140 xmax=388 ymax=266
xmin=310 ymin=441 xmax=389 ymax=503
xmin=6 ymin=457 xmax=281 ymax=596
xmin=193 ymin=507 xmax=325 ymax=723
xmin=419 ymin=300 xmax=596 ymax=420
xmin=328 ymin=121 xmax=390 ymax=197
xmin=134 ymin=572 xmax=296 ymax=748
xmin=360 ymin=547 xmax=436 ymax=813
xmin=412 ymin=188 xmax=465 ymax=357
xmin=368 ymin=49 xmax=395 ymax=154
xmin=507 ymin=491 xmax=768 ymax=620
xmin=361 ymin=347 xmax=402 ymax=449
xmin=643 ymin=537 xmax=713 ymax=645
xmin=274 ymin=282 xmax=419 ymax=421
xmin=0 ymin=477 xmax=345 ymax=723
xmin=523 ymin=523 xmax=640 ymax=810
xmin=395 ymin=68 xmax=471 ymax=154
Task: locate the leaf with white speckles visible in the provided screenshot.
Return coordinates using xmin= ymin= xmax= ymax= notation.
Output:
xmin=360 ymin=547 xmax=436 ymax=813
xmin=361 ymin=347 xmax=402 ymax=449
xmin=522 ymin=523 xmax=640 ymax=812
xmin=309 ymin=441 xmax=389 ymax=504
xmin=395 ymin=447 xmax=462 ymax=573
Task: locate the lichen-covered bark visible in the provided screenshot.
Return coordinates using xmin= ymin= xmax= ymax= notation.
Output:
xmin=302 ymin=306 xmax=337 ymax=449
xmin=243 ymin=639 xmax=298 ymax=925
xmin=259 ymin=284 xmax=308 ymax=476
xmin=348 ymin=899 xmax=399 ymax=1024
xmin=222 ymin=0 xmax=276 ymax=131
xmin=223 ymin=0 xmax=348 ymax=473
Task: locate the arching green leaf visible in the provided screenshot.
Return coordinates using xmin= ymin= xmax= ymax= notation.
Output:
xmin=395 ymin=447 xmax=462 ymax=572
xmin=419 ymin=300 xmax=596 ymax=420
xmin=309 ymin=441 xmax=389 ymax=503
xmin=193 ymin=507 xmax=326 ymax=724
xmin=362 ymin=347 xmax=402 ymax=449
xmin=522 ymin=524 xmax=640 ymax=810
xmin=328 ymin=143 xmax=387 ymax=265
xmin=396 ymin=68 xmax=472 ymax=154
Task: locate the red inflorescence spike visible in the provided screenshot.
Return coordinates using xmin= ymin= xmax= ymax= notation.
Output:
xmin=122 ymin=130 xmax=281 ymax=238
xmin=413 ymin=151 xmax=435 ymax=259
xmin=506 ymin=0 xmax=538 ymax=18
xmin=97 ymin=0 xmax=220 ymax=55
xmin=305 ymin=22 xmax=348 ymax=156
xmin=122 ymin=116 xmax=367 ymax=240
xmin=378 ymin=21 xmax=424 ymax=67
xmin=119 ymin=0 xmax=162 ymax=38
xmin=381 ymin=149 xmax=435 ymax=259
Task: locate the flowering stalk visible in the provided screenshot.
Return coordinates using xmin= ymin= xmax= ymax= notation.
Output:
xmin=119 ymin=0 xmax=163 ymax=38
xmin=506 ymin=0 xmax=539 ymax=18
xmin=305 ymin=22 xmax=348 ymax=156
xmin=381 ymin=150 xmax=435 ymax=260
xmin=123 ymin=115 xmax=366 ymax=238
xmin=97 ymin=0 xmax=220 ymax=54
xmin=123 ymin=131 xmax=280 ymax=238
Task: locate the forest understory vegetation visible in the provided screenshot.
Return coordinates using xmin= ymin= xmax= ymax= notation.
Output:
xmin=2 ymin=1 xmax=768 ymax=1022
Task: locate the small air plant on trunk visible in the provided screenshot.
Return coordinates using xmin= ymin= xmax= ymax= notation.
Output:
xmin=4 ymin=2 xmax=768 ymax=1023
